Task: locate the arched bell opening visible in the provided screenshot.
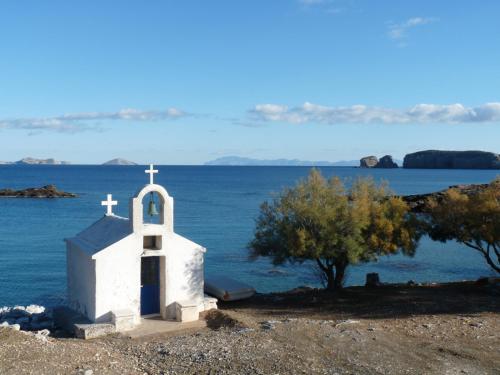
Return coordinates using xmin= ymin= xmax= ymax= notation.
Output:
xmin=142 ymin=191 xmax=164 ymax=225
xmin=130 ymin=184 xmax=173 ymax=233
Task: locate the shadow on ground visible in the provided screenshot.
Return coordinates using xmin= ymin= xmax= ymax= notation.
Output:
xmin=218 ymin=281 xmax=500 ymax=320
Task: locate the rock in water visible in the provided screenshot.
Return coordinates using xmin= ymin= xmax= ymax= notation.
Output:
xmin=0 ymin=185 xmax=76 ymax=198
xmin=374 ymin=155 xmax=398 ymax=168
xmin=360 ymin=156 xmax=379 ymax=168
xmin=403 ymin=150 xmax=500 ymax=169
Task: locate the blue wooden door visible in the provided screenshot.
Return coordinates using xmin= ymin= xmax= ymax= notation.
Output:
xmin=140 ymin=257 xmax=160 ymax=315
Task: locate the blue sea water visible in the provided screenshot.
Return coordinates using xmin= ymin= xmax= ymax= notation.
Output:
xmin=0 ymin=165 xmax=498 ymax=307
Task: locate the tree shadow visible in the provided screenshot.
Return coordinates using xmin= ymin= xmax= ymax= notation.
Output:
xmin=218 ymin=282 xmax=500 ymax=320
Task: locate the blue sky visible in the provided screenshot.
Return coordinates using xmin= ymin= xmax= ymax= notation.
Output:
xmin=0 ymin=0 xmax=499 ymax=164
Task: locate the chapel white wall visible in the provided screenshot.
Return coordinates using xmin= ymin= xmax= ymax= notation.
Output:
xmin=93 ymin=235 xmax=142 ymax=323
xmin=163 ymin=242 xmax=205 ymax=319
xmin=67 ymin=243 xmax=96 ymax=320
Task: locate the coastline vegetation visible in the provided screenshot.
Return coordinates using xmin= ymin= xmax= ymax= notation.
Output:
xmin=424 ymin=177 xmax=500 ymax=274
xmin=249 ymin=169 xmax=421 ymax=290
xmin=249 ymin=170 xmax=500 ymax=291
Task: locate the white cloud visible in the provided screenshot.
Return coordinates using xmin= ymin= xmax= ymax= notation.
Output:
xmin=387 ymin=17 xmax=437 ymax=42
xmin=0 ymin=107 xmax=186 ymax=133
xmin=250 ymin=102 xmax=500 ymax=125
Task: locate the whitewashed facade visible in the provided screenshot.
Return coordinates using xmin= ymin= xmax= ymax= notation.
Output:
xmin=65 ymin=165 xmax=211 ymax=330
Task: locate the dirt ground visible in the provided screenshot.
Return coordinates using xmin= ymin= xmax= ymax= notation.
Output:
xmin=0 ymin=282 xmax=499 ymax=375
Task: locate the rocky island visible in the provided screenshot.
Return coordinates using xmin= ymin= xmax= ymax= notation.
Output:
xmin=403 ymin=150 xmax=500 ymax=169
xmin=0 ymin=157 xmax=70 ymax=165
xmin=102 ymin=158 xmax=137 ymax=166
xmin=360 ymin=155 xmax=398 ymax=168
xmin=0 ymin=185 xmax=76 ymax=198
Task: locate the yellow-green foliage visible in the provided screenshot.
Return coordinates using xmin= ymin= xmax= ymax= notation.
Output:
xmin=249 ymin=169 xmax=420 ymax=289
xmin=426 ymin=177 xmax=500 ymax=273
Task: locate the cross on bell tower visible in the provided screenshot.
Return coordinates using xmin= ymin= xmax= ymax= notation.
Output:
xmin=101 ymin=194 xmax=118 ymax=216
xmin=145 ymin=164 xmax=158 ymax=185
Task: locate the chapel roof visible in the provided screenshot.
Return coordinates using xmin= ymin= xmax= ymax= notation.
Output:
xmin=65 ymin=214 xmax=132 ymax=256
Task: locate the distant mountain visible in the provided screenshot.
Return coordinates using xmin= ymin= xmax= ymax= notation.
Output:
xmin=205 ymin=156 xmax=358 ymax=167
xmin=102 ymin=158 xmax=137 ymax=166
xmin=15 ymin=157 xmax=70 ymax=165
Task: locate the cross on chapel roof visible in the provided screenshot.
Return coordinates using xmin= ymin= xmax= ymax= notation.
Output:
xmin=101 ymin=194 xmax=118 ymax=216
xmin=145 ymin=164 xmax=158 ymax=184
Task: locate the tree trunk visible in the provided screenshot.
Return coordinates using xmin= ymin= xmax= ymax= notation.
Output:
xmin=334 ymin=260 xmax=347 ymax=289
xmin=316 ymin=259 xmax=336 ymax=291
xmin=325 ymin=266 xmax=336 ymax=291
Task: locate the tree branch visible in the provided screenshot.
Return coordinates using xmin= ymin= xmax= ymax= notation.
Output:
xmin=484 ymin=244 xmax=500 ymax=274
xmin=464 ymin=242 xmax=500 ymax=274
xmin=315 ymin=258 xmax=328 ymax=273
xmin=463 ymin=241 xmax=486 ymax=255
xmin=492 ymin=243 xmax=500 ymax=264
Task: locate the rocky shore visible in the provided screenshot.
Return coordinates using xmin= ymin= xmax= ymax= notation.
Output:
xmin=0 ymin=185 xmax=76 ymax=198
xmin=0 ymin=281 xmax=498 ymax=374
xmin=402 ymin=181 xmax=493 ymax=213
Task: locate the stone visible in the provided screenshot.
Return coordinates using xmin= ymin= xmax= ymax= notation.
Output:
xmin=365 ymin=273 xmax=381 ymax=287
xmin=15 ymin=317 xmax=30 ymax=327
xmin=74 ymin=323 xmax=115 ymax=340
xmin=261 ymin=321 xmax=276 ymax=330
xmin=374 ymin=155 xmax=398 ymax=168
xmin=10 ymin=324 xmax=21 ymax=331
xmin=30 ymin=320 xmax=53 ymax=331
xmin=203 ymin=295 xmax=218 ymax=311
xmin=111 ymin=309 xmax=135 ymax=332
xmin=8 ymin=306 xmax=29 ymax=319
xmin=360 ymin=156 xmax=378 ymax=168
xmin=36 ymin=329 xmax=51 ymax=336
xmin=175 ymin=300 xmax=199 ymax=323
xmin=403 ymin=150 xmax=500 ymax=169
xmin=26 ymin=305 xmax=45 ymax=315
xmin=0 ymin=306 xmax=11 ymax=317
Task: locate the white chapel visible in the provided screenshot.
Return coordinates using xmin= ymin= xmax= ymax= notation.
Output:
xmin=65 ymin=165 xmax=215 ymax=332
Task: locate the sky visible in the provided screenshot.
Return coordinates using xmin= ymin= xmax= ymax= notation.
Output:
xmin=0 ymin=0 xmax=499 ymax=164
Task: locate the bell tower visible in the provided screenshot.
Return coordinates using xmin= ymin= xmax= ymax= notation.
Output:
xmin=129 ymin=164 xmax=174 ymax=234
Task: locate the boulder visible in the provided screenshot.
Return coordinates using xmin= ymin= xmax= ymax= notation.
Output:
xmin=403 ymin=150 xmax=500 ymax=169
xmin=374 ymin=155 xmax=398 ymax=168
xmin=360 ymin=156 xmax=379 ymax=168
xmin=365 ymin=273 xmax=381 ymax=287
xmin=26 ymin=305 xmax=45 ymax=315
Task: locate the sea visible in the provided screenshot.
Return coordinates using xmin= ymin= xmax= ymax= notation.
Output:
xmin=0 ymin=165 xmax=498 ymax=307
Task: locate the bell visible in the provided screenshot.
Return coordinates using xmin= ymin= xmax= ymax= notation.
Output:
xmin=148 ymin=195 xmax=159 ymax=216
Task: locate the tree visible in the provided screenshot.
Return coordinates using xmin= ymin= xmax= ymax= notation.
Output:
xmin=425 ymin=178 xmax=500 ymax=274
xmin=248 ymin=169 xmax=420 ymax=291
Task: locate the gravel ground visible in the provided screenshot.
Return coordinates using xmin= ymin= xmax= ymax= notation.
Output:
xmin=0 ymin=282 xmax=498 ymax=375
